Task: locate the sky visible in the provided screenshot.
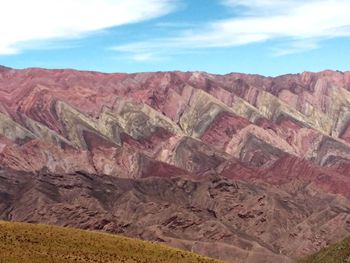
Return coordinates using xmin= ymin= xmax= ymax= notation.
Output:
xmin=0 ymin=0 xmax=350 ymax=76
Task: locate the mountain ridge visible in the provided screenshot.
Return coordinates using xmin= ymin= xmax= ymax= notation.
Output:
xmin=2 ymin=64 xmax=350 ymax=77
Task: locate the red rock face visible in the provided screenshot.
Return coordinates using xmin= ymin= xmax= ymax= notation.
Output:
xmin=1 ymin=66 xmax=350 ymax=262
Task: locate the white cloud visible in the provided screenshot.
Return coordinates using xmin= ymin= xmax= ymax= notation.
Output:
xmin=272 ymin=40 xmax=320 ymax=56
xmin=130 ymin=53 xmax=157 ymax=61
xmin=114 ymin=0 xmax=350 ymax=57
xmin=0 ymin=0 xmax=176 ymax=55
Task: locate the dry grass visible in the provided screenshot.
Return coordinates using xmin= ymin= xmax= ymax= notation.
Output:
xmin=0 ymin=221 xmax=223 ymax=263
xmin=299 ymin=236 xmax=350 ymax=263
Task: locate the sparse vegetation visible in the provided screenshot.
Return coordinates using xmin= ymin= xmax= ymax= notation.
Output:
xmin=299 ymin=236 xmax=350 ymax=263
xmin=0 ymin=221 xmax=222 ymax=263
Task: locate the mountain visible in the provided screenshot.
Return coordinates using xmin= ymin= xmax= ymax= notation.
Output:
xmin=0 ymin=66 xmax=350 ymax=262
xmin=0 ymin=220 xmax=221 ymax=263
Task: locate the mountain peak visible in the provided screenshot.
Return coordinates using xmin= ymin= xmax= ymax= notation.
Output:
xmin=0 ymin=65 xmax=12 ymax=71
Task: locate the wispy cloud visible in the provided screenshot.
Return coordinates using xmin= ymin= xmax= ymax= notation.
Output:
xmin=155 ymin=22 xmax=198 ymax=28
xmin=0 ymin=0 xmax=177 ymax=55
xmin=114 ymin=0 xmax=350 ymax=57
xmin=130 ymin=53 xmax=158 ymax=62
xmin=272 ymin=40 xmax=320 ymax=56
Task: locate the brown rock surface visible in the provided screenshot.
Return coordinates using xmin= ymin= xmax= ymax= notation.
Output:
xmin=2 ymin=169 xmax=350 ymax=263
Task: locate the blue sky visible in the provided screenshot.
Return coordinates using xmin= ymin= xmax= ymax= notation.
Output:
xmin=0 ymin=0 xmax=350 ymax=76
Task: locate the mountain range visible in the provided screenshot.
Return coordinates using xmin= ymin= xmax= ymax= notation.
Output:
xmin=1 ymin=66 xmax=350 ymax=262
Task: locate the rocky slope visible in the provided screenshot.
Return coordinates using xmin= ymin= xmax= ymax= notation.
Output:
xmin=0 ymin=66 xmax=350 ymax=262
xmin=2 ymin=169 xmax=350 ymax=263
